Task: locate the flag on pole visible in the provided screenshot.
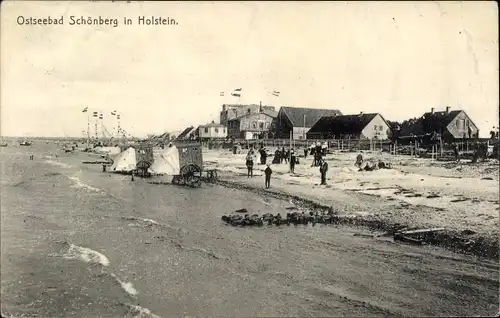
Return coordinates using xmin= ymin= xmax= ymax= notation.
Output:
xmin=82 ymin=106 xmax=88 ymax=113
xmin=220 ymin=92 xmax=224 ymax=96
xmin=92 ymin=112 xmax=98 ymax=117
xmin=271 ymin=90 xmax=280 ymax=97
xmin=231 ymin=88 xmax=242 ymax=97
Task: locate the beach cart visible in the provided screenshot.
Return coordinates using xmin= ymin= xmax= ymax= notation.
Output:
xmin=134 ymin=143 xmax=154 ymax=177
xmin=170 ymin=142 xmax=203 ymax=187
xmin=148 ymin=141 xmax=204 ymax=187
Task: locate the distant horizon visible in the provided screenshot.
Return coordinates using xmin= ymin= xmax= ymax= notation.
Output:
xmin=0 ymin=104 xmax=496 ymax=139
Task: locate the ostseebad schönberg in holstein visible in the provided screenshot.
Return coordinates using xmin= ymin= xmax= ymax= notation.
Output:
xmin=16 ymin=15 xmax=119 ymax=28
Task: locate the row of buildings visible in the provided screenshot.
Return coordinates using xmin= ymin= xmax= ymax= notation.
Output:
xmin=161 ymin=104 xmax=480 ymax=143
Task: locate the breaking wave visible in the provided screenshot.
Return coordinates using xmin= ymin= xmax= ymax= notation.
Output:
xmin=68 ymin=176 xmax=102 ymax=192
xmin=63 ymin=243 xmax=110 ymax=266
xmin=110 ymin=273 xmax=138 ymax=296
xmin=45 ymin=160 xmax=73 ymax=169
xmin=61 ymin=243 xmax=139 ymax=298
xmin=126 ymin=304 xmax=162 ymax=318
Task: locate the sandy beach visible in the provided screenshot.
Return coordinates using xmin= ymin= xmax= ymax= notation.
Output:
xmin=203 ymin=148 xmax=499 ymax=258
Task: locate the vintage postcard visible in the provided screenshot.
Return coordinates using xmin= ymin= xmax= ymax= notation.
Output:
xmin=1 ymin=1 xmax=498 ymax=317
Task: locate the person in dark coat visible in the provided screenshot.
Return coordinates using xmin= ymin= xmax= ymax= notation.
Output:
xmin=290 ymin=149 xmax=296 ymax=173
xmin=319 ymin=159 xmax=328 ymax=185
xmin=304 ymin=147 xmax=308 ymax=158
xmin=453 ymin=143 xmax=459 ymax=161
xmin=246 ymin=152 xmax=254 ymax=177
xmin=272 ymin=149 xmax=281 ymax=164
xmin=282 ymin=147 xmax=288 ymax=163
xmin=259 ymin=148 xmax=267 ymax=165
xmin=355 ymin=152 xmax=363 ymax=168
xmin=264 ymin=164 xmax=272 ymax=188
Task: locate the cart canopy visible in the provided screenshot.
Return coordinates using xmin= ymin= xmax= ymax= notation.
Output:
xmin=148 ymin=145 xmax=180 ymax=175
xmin=110 ymin=147 xmax=137 ymax=172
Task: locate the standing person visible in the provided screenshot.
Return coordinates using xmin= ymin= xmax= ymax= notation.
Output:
xmin=246 ymin=151 xmax=254 ymax=178
xmin=355 ymin=152 xmax=364 ymax=168
xmin=319 ymin=159 xmax=328 ymax=185
xmin=304 ymin=146 xmax=308 ymax=158
xmin=264 ymin=164 xmax=272 ymax=188
xmin=259 ymin=148 xmax=265 ymax=165
xmin=262 ymin=148 xmax=267 ymax=165
xmin=452 ymin=143 xmax=459 ymax=161
xmin=321 ymin=141 xmax=328 ymax=156
xmin=290 ymin=149 xmax=296 ymax=173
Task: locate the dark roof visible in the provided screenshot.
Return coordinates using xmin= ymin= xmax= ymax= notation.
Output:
xmin=308 ymin=113 xmax=380 ymax=134
xmin=262 ymin=109 xmax=278 ymax=117
xmin=401 ymin=110 xmax=462 ymax=136
xmin=280 ymin=107 xmax=342 ymax=128
xmin=176 ymin=126 xmax=194 ymax=140
xmin=422 ymin=110 xmax=461 ymax=126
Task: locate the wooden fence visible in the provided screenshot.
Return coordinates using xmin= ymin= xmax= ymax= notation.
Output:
xmin=200 ymin=138 xmax=498 ymax=159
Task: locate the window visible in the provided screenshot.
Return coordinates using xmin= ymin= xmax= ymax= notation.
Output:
xmin=215 ymin=128 xmax=219 ymax=133
xmin=457 ymin=119 xmax=465 ymax=129
xmin=252 ymin=121 xmax=257 ymax=129
xmin=265 ymin=122 xmax=269 ymax=129
xmin=259 ymin=122 xmax=264 ymax=129
xmin=223 ymin=128 xmax=226 ymax=133
xmin=204 ymin=127 xmax=208 ymax=133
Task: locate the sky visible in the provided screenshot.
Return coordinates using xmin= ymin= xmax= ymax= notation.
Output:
xmin=1 ymin=1 xmax=498 ymax=138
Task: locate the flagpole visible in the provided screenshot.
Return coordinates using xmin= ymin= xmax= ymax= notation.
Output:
xmin=94 ymin=114 xmax=98 ymax=141
xmin=87 ymin=113 xmax=90 ymax=145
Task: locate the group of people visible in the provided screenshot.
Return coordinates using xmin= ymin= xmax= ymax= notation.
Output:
xmin=245 ymin=145 xmax=330 ymax=188
xmin=308 ymin=142 xmax=328 ymax=167
xmin=221 ymin=210 xmax=338 ymax=227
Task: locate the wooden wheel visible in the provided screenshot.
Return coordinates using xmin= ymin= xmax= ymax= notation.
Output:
xmin=180 ymin=164 xmax=202 ymax=187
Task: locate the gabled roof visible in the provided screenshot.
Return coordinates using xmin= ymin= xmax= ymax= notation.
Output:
xmin=228 ymin=109 xmax=278 ymax=121
xmin=176 ymin=126 xmax=195 ymax=140
xmin=401 ymin=110 xmax=462 ymax=136
xmin=279 ymin=107 xmax=342 ymax=128
xmin=200 ymin=121 xmax=225 ymax=128
xmin=262 ymin=109 xmax=278 ymax=117
xmin=309 ymin=113 xmax=383 ymax=135
xmin=421 ymin=110 xmax=461 ymax=129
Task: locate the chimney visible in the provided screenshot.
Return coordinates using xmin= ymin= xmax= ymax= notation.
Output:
xmin=359 ymin=111 xmax=363 ymax=116
xmin=445 ymin=106 xmax=450 ymax=114
xmin=431 ymin=107 xmax=435 ymax=114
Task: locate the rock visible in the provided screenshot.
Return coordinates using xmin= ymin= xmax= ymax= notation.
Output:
xmin=461 ymin=229 xmax=476 ymax=235
xmin=235 ymin=208 xmax=248 ymax=213
xmin=426 ymin=193 xmax=441 ymax=198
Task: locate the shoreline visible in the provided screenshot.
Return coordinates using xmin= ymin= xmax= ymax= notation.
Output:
xmin=208 ymin=170 xmax=499 ymax=261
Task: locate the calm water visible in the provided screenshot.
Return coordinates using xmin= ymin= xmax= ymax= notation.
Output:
xmin=1 ymin=144 xmax=498 ymax=317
